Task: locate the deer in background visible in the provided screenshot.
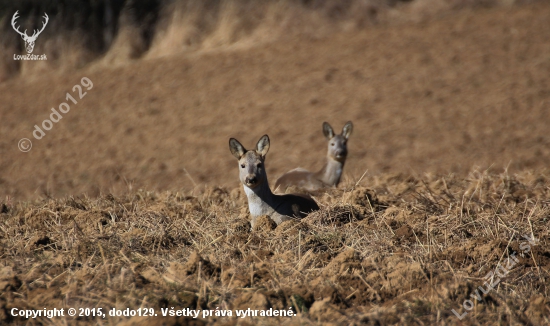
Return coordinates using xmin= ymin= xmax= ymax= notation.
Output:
xmin=11 ymin=11 xmax=49 ymax=54
xmin=229 ymin=135 xmax=319 ymax=228
xmin=275 ymin=121 xmax=353 ymax=193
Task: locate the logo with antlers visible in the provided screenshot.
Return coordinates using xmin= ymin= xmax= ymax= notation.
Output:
xmin=11 ymin=11 xmax=49 ymax=54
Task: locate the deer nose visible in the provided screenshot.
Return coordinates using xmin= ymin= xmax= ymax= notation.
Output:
xmin=335 ymin=149 xmax=347 ymax=157
xmin=245 ymin=176 xmax=258 ymax=185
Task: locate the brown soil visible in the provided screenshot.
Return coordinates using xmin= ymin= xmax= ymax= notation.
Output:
xmin=1 ymin=2 xmax=550 ymax=199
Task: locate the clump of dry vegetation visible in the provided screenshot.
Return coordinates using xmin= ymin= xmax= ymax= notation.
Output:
xmin=1 ymin=170 xmax=548 ymax=324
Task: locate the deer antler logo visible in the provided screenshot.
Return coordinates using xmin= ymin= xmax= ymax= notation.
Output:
xmin=11 ymin=11 xmax=49 ymax=54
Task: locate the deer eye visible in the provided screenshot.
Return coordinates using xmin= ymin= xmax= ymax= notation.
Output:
xmin=240 ymin=164 xmax=245 ymax=168
xmin=331 ymin=143 xmax=335 ymax=146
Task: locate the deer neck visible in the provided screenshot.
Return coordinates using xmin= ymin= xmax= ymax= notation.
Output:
xmin=243 ymin=181 xmax=278 ymax=217
xmin=314 ymin=157 xmax=344 ymax=186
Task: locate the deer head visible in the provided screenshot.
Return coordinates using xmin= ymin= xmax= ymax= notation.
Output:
xmin=11 ymin=11 xmax=49 ymax=54
xmin=323 ymin=121 xmax=353 ymax=163
xmin=229 ymin=135 xmax=270 ymax=189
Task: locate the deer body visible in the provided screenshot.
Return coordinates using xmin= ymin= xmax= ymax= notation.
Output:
xmin=275 ymin=121 xmax=353 ymax=193
xmin=229 ymin=135 xmax=319 ymax=228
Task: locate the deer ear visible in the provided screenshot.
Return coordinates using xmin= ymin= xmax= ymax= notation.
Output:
xmin=341 ymin=121 xmax=353 ymax=139
xmin=256 ymin=135 xmax=270 ymax=157
xmin=323 ymin=122 xmax=335 ymax=140
xmin=229 ymin=138 xmax=246 ymax=159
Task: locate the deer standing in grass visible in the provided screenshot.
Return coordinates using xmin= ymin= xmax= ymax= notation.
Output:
xmin=229 ymin=135 xmax=319 ymax=228
xmin=275 ymin=121 xmax=353 ymax=193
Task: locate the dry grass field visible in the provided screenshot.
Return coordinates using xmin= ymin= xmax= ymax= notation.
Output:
xmin=1 ymin=173 xmax=549 ymax=324
xmin=1 ymin=0 xmax=550 ymax=324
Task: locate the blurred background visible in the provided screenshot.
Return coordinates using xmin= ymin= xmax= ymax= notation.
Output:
xmin=0 ymin=0 xmax=549 ymax=199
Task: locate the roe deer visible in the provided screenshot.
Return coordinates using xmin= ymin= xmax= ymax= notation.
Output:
xmin=229 ymin=135 xmax=319 ymax=228
xmin=274 ymin=121 xmax=353 ymax=193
